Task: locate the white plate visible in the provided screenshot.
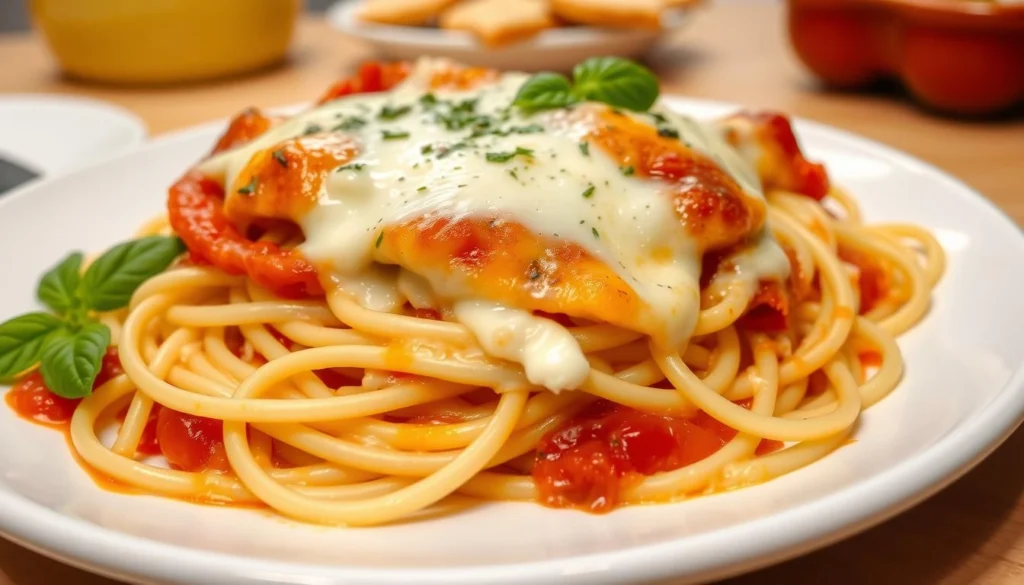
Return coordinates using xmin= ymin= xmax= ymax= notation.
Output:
xmin=327 ymin=0 xmax=696 ymax=72
xmin=1 ymin=96 xmax=1023 ymax=585
xmin=0 ymin=95 xmax=146 ymax=178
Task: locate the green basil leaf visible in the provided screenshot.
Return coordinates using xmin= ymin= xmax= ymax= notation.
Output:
xmin=81 ymin=236 xmax=185 ymax=312
xmin=572 ymin=57 xmax=659 ymax=112
xmin=37 ymin=252 xmax=83 ymax=316
xmin=0 ymin=312 xmax=65 ymax=381
xmin=513 ymin=73 xmax=579 ymax=113
xmin=39 ymin=322 xmax=110 ymax=398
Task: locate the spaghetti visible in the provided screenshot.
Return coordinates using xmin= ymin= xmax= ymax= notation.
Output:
xmin=3 ymin=58 xmax=943 ymax=526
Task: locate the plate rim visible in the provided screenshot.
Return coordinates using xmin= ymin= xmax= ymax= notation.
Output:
xmin=1 ymin=95 xmax=1023 ymax=585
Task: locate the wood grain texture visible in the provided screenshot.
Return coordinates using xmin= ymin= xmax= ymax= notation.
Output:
xmin=0 ymin=1 xmax=1022 ymax=584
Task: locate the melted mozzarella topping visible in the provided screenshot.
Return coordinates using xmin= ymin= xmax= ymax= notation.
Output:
xmin=199 ymin=58 xmax=789 ymax=391
xmin=454 ymin=300 xmax=590 ymax=391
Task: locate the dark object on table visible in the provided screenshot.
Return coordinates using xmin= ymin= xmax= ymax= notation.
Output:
xmin=0 ymin=155 xmax=39 ymax=195
xmin=787 ymin=0 xmax=1024 ymax=116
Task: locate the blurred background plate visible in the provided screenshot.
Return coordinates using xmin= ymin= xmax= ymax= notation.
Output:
xmin=0 ymin=95 xmax=146 ymax=193
xmin=327 ymin=0 xmax=697 ymax=72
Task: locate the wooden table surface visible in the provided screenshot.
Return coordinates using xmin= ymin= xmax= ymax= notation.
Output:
xmin=1 ymin=1 xmax=1023 ymax=584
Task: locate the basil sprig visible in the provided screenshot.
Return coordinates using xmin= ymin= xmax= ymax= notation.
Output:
xmin=513 ymin=57 xmax=660 ymax=114
xmin=0 ymin=236 xmax=185 ymax=397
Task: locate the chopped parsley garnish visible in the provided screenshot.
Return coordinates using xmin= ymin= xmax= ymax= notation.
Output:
xmin=237 ymin=177 xmax=259 ymax=195
xmin=439 ymin=112 xmax=488 ymax=131
xmin=578 ymin=141 xmax=590 ymax=156
xmin=419 ymin=93 xmax=438 ymax=108
xmin=303 ymin=123 xmax=323 ymax=135
xmin=485 ymin=147 xmax=534 ymax=163
xmin=506 ymin=124 xmax=544 ymax=135
xmin=621 ymin=166 xmax=635 ymax=176
xmin=378 ymin=104 xmax=411 ymax=120
xmin=430 ymin=97 xmax=481 ymax=131
xmin=336 ymin=163 xmax=366 ymax=173
xmin=417 ymin=186 xmax=428 ymax=192
xmin=657 ymin=126 xmax=680 ymax=139
xmin=454 ymin=98 xmax=478 ymax=113
xmin=508 ymin=169 xmax=519 ymax=180
xmin=375 ymin=231 xmax=384 ymax=248
xmin=592 ymin=227 xmax=600 ymax=239
xmin=430 ymin=98 xmax=488 ymax=131
xmin=382 ymin=129 xmax=410 ymax=140
xmin=649 ymin=112 xmax=669 ymax=125
xmin=478 ymin=124 xmax=545 ymax=139
xmin=421 ymin=144 xmax=434 ymax=155
xmin=437 ymin=141 xmax=469 ymax=158
xmin=333 ymin=116 xmax=366 ymax=131
xmin=582 ymin=184 xmax=595 ymax=199
xmin=486 ymin=152 xmax=514 ymax=163
xmin=271 ymin=150 xmax=288 ymax=167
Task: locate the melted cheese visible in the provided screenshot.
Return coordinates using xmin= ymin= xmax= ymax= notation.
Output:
xmin=198 ymin=58 xmax=789 ymax=391
xmin=454 ymin=300 xmax=590 ymax=392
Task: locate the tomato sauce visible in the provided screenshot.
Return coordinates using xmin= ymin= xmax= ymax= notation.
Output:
xmin=4 ymin=372 xmax=81 ymax=426
xmin=740 ymin=281 xmax=790 ymax=333
xmin=806 ymin=370 xmax=829 ymax=397
xmin=156 ymin=407 xmax=229 ymax=473
xmin=2 ymin=349 xmax=275 ymax=509
xmin=168 ymin=171 xmax=324 ymax=299
xmin=314 ymin=368 xmax=360 ymax=389
xmin=5 ymin=346 xmax=230 ymax=474
xmin=702 ymin=249 xmax=791 ymax=333
xmin=412 ymin=307 xmax=442 ymax=321
xmin=5 ymin=347 xmax=123 ymax=426
xmin=693 ymin=401 xmax=784 ymax=456
xmin=136 ymin=406 xmax=162 ymax=456
xmin=839 ymin=248 xmax=889 ymax=313
xmin=860 ymin=351 xmax=882 ymax=369
xmin=316 ymin=61 xmax=412 ymax=104
xmin=533 ymin=400 xmax=783 ymax=512
xmin=210 ymin=108 xmax=275 ymax=155
xmin=724 ymin=112 xmax=830 ymax=201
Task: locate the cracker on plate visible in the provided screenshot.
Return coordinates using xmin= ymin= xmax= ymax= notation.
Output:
xmin=550 ymin=0 xmax=664 ymax=30
xmin=359 ymin=0 xmax=461 ymax=26
xmin=662 ymin=0 xmax=701 ymax=8
xmin=441 ymin=0 xmax=556 ymax=46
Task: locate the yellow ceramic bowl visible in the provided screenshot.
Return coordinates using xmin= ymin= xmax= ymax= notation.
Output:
xmin=30 ymin=0 xmax=302 ymax=85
